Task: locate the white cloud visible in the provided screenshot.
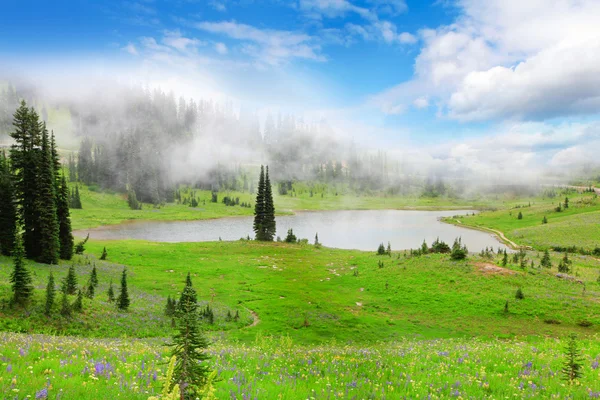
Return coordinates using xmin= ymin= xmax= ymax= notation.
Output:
xmin=122 ymin=43 xmax=138 ymax=56
xmin=209 ymin=1 xmax=227 ymax=12
xmin=214 ymin=42 xmax=228 ymax=55
xmin=398 ymin=32 xmax=417 ymax=44
xmin=372 ymin=0 xmax=600 ymax=121
xmin=162 ymin=30 xmax=203 ymax=53
xmin=195 ymin=20 xmax=325 ymax=65
xmin=413 ymin=96 xmax=428 ymax=109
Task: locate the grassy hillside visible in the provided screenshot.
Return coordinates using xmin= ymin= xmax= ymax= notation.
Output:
xmin=1 ymin=241 xmax=599 ymax=343
xmin=448 ymin=190 xmax=600 ymax=250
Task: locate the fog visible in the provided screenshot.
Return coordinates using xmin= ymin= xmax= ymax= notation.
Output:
xmin=1 ymin=66 xmax=599 ymax=199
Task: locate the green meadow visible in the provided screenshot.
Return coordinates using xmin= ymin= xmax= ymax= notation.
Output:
xmin=2 ymin=185 xmax=600 ymax=398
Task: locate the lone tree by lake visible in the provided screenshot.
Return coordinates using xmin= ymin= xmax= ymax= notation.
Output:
xmin=253 ymin=165 xmax=276 ymax=241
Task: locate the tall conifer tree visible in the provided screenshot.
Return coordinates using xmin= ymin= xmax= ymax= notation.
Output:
xmin=262 ymin=166 xmax=276 ymax=241
xmin=10 ymin=102 xmax=43 ymax=259
xmin=10 ymin=233 xmax=33 ymax=307
xmin=57 ymin=175 xmax=74 ymax=260
xmin=170 ymin=273 xmax=210 ymax=399
xmin=253 ymin=166 xmax=266 ymax=240
xmin=0 ymin=151 xmax=16 ymax=255
xmin=36 ymin=125 xmax=60 ymax=264
xmin=117 ymin=268 xmax=130 ymax=311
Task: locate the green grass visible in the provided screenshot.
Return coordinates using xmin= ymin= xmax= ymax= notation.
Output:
xmin=2 ymin=332 xmax=600 ymax=399
xmin=1 ymin=240 xmax=599 ymax=344
xmin=448 ymin=192 xmax=600 ymax=250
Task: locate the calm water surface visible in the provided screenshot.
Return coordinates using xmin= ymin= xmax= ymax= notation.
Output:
xmin=80 ymin=210 xmax=507 ymax=252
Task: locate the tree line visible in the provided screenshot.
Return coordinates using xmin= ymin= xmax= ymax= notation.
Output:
xmin=0 ymin=101 xmax=73 ymax=263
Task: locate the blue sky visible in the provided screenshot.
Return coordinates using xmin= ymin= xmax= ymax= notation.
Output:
xmin=1 ymin=0 xmax=600 ymax=176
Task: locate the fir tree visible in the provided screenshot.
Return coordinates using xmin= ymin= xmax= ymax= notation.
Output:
xmin=57 ymin=175 xmax=74 ymax=260
xmin=165 ymin=296 xmax=175 ymax=316
xmin=421 ymin=240 xmax=428 ymax=254
xmin=314 ymin=233 xmax=319 ymax=246
xmin=262 ymin=167 xmax=276 ymax=241
xmin=90 ymin=265 xmax=98 ymax=288
xmin=10 ymin=102 xmax=43 ymax=259
xmin=60 ymin=290 xmax=71 ymax=317
xmin=44 ymin=271 xmax=56 ymax=316
xmin=85 ymin=280 xmax=95 ymax=299
xmin=564 ymin=197 xmax=569 ymax=209
xmin=74 ymin=233 xmax=89 ymax=255
xmin=377 ymin=243 xmax=386 ymax=255
xmin=284 ymin=228 xmax=297 ymax=243
xmin=253 ymin=166 xmax=266 ymax=240
xmin=387 ymin=242 xmax=392 ymax=256
xmin=561 ymin=334 xmax=583 ymax=382
xmin=450 ymin=237 xmax=468 ymax=260
xmin=178 ymin=273 xmax=197 ymax=308
xmin=517 ymin=211 xmax=523 ymax=220
xmin=63 ymin=264 xmax=78 ymax=295
xmin=117 ymin=268 xmax=130 ymax=311
xmin=542 ymin=215 xmax=548 ymax=224
xmin=72 ymin=289 xmax=83 ymax=312
xmin=502 ymin=250 xmax=508 ymax=266
xmin=515 ymin=287 xmax=524 ymax=299
xmin=540 ymin=249 xmax=552 ymax=268
xmin=100 ymin=247 xmax=107 ymax=260
xmin=170 ymin=274 xmax=210 ymax=399
xmin=10 ymin=233 xmax=33 ymax=307
xmin=36 ymin=125 xmax=60 ymax=264
xmin=0 ymin=151 xmax=16 ymax=256
xmin=107 ymin=279 xmax=115 ymax=302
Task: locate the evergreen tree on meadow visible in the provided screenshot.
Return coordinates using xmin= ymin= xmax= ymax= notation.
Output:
xmin=0 ymin=151 xmax=17 ymax=255
xmin=107 ymin=279 xmax=115 ymax=303
xmin=262 ymin=167 xmax=276 ymax=240
xmin=45 ymin=271 xmax=56 ymax=316
xmin=542 ymin=215 xmax=548 ymax=224
xmin=502 ymin=250 xmax=508 ymax=266
xmin=70 ymin=184 xmax=82 ymax=209
xmin=540 ymin=249 xmax=552 ymax=268
xmin=60 ymin=290 xmax=71 ymax=317
xmin=564 ymin=197 xmax=569 ymax=209
xmin=170 ymin=273 xmax=210 ymax=399
xmin=86 ymin=279 xmax=95 ymax=299
xmin=517 ymin=211 xmax=523 ymax=220
xmin=10 ymin=233 xmax=33 ymax=307
xmin=117 ymin=268 xmax=130 ymax=311
xmin=100 ymin=247 xmax=107 ymax=260
xmin=36 ymin=125 xmax=60 ymax=264
xmin=562 ymin=334 xmax=583 ymax=382
xmin=10 ymin=102 xmax=43 ymax=259
xmin=63 ymin=264 xmax=78 ymax=295
xmin=253 ymin=166 xmax=266 ymax=240
xmin=90 ymin=264 xmax=99 ymax=288
xmin=57 ymin=175 xmax=74 ymax=260
xmin=72 ymin=289 xmax=83 ymax=312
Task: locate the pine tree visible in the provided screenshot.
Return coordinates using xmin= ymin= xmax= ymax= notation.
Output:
xmin=387 ymin=242 xmax=392 ymax=256
xmin=117 ymin=268 xmax=130 ymax=311
xmin=564 ymin=197 xmax=569 ymax=209
xmin=57 ymin=175 xmax=74 ymax=260
xmin=85 ymin=280 xmax=95 ymax=299
xmin=170 ymin=274 xmax=210 ymax=399
xmin=60 ymin=290 xmax=71 ymax=317
xmin=421 ymin=240 xmax=428 ymax=254
xmin=10 ymin=102 xmax=43 ymax=259
xmin=36 ymin=125 xmax=60 ymax=264
xmin=517 ymin=211 xmax=523 ymax=220
xmin=10 ymin=233 xmax=33 ymax=307
xmin=540 ymin=249 xmax=552 ymax=268
xmin=515 ymin=287 xmax=524 ymax=299
xmin=502 ymin=250 xmax=508 ymax=266
xmin=0 ymin=151 xmax=16 ymax=255
xmin=45 ymin=272 xmax=56 ymax=316
xmin=253 ymin=166 xmax=266 ymax=240
xmin=262 ymin=166 xmax=276 ymax=241
xmin=72 ymin=289 xmax=83 ymax=312
xmin=542 ymin=215 xmax=548 ymax=224
xmin=107 ymin=279 xmax=115 ymax=302
xmin=63 ymin=264 xmax=78 ymax=295
xmin=561 ymin=333 xmax=583 ymax=382
xmin=284 ymin=228 xmax=297 ymax=243
xmin=90 ymin=264 xmax=98 ymax=288
xmin=100 ymin=247 xmax=107 ymax=260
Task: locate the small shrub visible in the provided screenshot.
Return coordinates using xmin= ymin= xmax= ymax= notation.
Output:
xmin=515 ymin=288 xmax=524 ymax=300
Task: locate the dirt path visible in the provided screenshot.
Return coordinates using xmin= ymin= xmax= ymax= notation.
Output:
xmin=243 ymin=308 xmax=260 ymax=328
xmin=453 ymin=219 xmax=520 ymax=249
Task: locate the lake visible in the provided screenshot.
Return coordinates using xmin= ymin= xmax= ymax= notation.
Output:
xmin=79 ymin=210 xmax=508 ymax=252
